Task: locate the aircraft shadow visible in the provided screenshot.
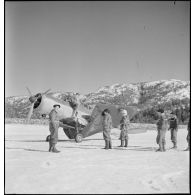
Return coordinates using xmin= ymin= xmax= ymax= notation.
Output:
xmin=5 ymin=147 xmax=48 ymax=152
xmin=83 ymin=138 xmax=121 ymax=141
xmin=61 ymin=146 xmax=100 ymax=150
xmin=24 ymin=148 xmax=48 ymax=152
xmin=78 ymin=144 xmax=142 ymax=148
xmin=5 ymin=138 xmax=121 ymax=143
xmin=60 ymin=145 xmax=155 ymax=151
xmin=5 ymin=146 xmax=157 ymax=152
xmin=5 ymin=139 xmax=46 ymax=143
xmin=114 ymin=146 xmax=156 ymax=151
xmin=75 ymin=144 xmax=103 ymax=148
xmin=5 ymin=139 xmax=74 ymax=143
xmin=80 ymin=138 xmax=103 ymax=141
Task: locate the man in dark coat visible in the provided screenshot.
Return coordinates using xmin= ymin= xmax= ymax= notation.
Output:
xmin=168 ymin=112 xmax=178 ymax=149
xmin=49 ymin=104 xmax=62 ymax=153
xmin=119 ymin=109 xmax=130 ymax=147
xmin=156 ymin=109 xmax=168 ymax=152
xmin=102 ymin=109 xmax=113 ymax=150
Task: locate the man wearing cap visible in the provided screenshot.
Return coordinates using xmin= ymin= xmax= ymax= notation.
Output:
xmin=119 ymin=109 xmax=130 ymax=147
xmin=156 ymin=109 xmax=168 ymax=152
xmin=102 ymin=109 xmax=113 ymax=149
xmin=48 ymin=104 xmax=61 ymax=153
xmin=168 ymin=112 xmax=178 ymax=149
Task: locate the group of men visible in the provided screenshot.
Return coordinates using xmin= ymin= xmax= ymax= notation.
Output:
xmin=101 ymin=108 xmax=190 ymax=151
xmin=155 ymin=108 xmax=190 ymax=152
xmin=47 ymin=98 xmax=190 ymax=153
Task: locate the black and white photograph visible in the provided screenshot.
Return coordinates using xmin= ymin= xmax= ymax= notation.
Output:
xmin=5 ymin=1 xmax=190 ymax=194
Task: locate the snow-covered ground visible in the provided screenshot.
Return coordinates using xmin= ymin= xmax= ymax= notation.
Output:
xmin=5 ymin=124 xmax=189 ymax=194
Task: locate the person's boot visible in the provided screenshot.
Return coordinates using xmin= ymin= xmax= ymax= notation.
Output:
xmin=49 ymin=141 xmax=53 ymax=152
xmin=103 ymin=140 xmax=109 ymax=149
xmin=109 ymin=141 xmax=112 ymax=149
xmin=104 ymin=140 xmax=109 ymax=150
xmin=184 ymin=147 xmax=189 ymax=151
xmin=119 ymin=140 xmax=124 ymax=147
xmin=184 ymin=143 xmax=190 ymax=151
xmin=156 ymin=144 xmax=163 ymax=152
xmin=173 ymin=143 xmax=177 ymax=149
xmin=162 ymin=143 xmax=166 ymax=152
xmin=156 ymin=148 xmax=161 ymax=152
xmin=124 ymin=139 xmax=128 ymax=147
xmin=171 ymin=142 xmax=177 ymax=149
xmin=52 ymin=144 xmax=60 ymax=153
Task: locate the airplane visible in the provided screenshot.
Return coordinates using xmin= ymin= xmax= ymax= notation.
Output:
xmin=26 ymin=87 xmax=146 ymax=143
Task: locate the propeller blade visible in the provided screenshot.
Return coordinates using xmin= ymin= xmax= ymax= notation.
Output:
xmin=22 ymin=104 xmax=32 ymax=110
xmin=42 ymin=89 xmax=51 ymax=95
xmin=27 ymin=103 xmax=34 ymax=123
xmin=26 ymin=87 xmax=32 ymax=96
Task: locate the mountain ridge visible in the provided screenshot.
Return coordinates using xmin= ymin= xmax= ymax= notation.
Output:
xmin=5 ymin=79 xmax=190 ymax=122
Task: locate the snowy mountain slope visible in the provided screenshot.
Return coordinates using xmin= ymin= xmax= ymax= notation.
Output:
xmin=5 ymin=79 xmax=190 ymax=119
xmin=82 ymin=79 xmax=190 ymax=106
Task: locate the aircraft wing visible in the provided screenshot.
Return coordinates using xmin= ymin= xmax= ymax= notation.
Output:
xmin=81 ymin=113 xmax=103 ymax=138
xmin=91 ymin=103 xmax=139 ymax=127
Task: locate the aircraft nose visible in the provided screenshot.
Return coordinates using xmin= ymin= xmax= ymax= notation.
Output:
xmin=29 ymin=96 xmax=37 ymax=103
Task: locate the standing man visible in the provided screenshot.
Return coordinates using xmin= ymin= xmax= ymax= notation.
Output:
xmin=48 ymin=104 xmax=61 ymax=153
xmin=185 ymin=117 xmax=190 ymax=151
xmin=102 ymin=109 xmax=113 ymax=150
xmin=156 ymin=109 xmax=168 ymax=152
xmin=119 ymin=109 xmax=130 ymax=147
xmin=168 ymin=112 xmax=178 ymax=149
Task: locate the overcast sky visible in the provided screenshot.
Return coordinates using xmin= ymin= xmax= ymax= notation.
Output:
xmin=5 ymin=1 xmax=190 ymax=97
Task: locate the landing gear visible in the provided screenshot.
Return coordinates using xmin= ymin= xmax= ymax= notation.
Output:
xmin=75 ymin=133 xmax=83 ymax=143
xmin=61 ymin=117 xmax=84 ymax=143
xmin=63 ymin=128 xmax=76 ymax=139
xmin=46 ymin=135 xmax=51 ymax=142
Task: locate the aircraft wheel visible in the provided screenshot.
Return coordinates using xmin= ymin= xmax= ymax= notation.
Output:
xmin=46 ymin=135 xmax=51 ymax=142
xmin=75 ymin=133 xmax=83 ymax=143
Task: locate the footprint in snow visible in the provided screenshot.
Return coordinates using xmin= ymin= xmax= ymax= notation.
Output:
xmin=41 ymin=160 xmax=56 ymax=168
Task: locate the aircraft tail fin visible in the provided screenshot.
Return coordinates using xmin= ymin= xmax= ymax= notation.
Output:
xmin=80 ymin=104 xmax=141 ymax=138
xmin=81 ymin=113 xmax=103 ymax=138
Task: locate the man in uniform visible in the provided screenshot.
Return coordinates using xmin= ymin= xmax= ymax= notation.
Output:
xmin=156 ymin=109 xmax=168 ymax=152
xmin=119 ymin=109 xmax=130 ymax=147
xmin=168 ymin=112 xmax=178 ymax=149
xmin=48 ymin=104 xmax=62 ymax=153
xmin=102 ymin=109 xmax=113 ymax=150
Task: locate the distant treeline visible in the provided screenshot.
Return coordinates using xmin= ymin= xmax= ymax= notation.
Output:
xmin=131 ymin=101 xmax=190 ymax=124
xmin=5 ymin=101 xmax=190 ymax=125
xmin=5 ymin=118 xmax=49 ymax=125
xmin=5 ymin=102 xmax=41 ymax=119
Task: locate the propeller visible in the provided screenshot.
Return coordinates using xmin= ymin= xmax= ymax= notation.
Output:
xmin=27 ymin=102 xmax=35 ymax=123
xmin=26 ymin=87 xmax=32 ymax=96
xmin=25 ymin=87 xmax=51 ymax=123
xmin=42 ymin=88 xmax=51 ymax=96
